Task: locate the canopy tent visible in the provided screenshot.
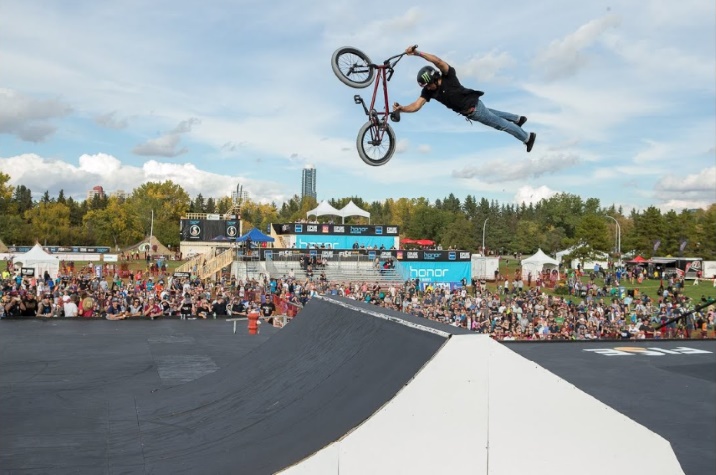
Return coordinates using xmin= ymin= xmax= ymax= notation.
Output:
xmin=236 ymin=228 xmax=275 ymax=243
xmin=338 ymin=200 xmax=371 ymax=224
xmin=306 ymin=201 xmax=342 ymax=220
xmin=14 ymin=243 xmax=60 ymax=279
xmin=521 ymin=248 xmax=559 ymax=280
xmin=628 ymin=255 xmax=650 ymax=264
xmin=123 ymin=235 xmax=173 ymax=256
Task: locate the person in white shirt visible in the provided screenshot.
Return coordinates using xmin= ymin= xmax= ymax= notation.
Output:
xmin=63 ymin=296 xmax=79 ymax=317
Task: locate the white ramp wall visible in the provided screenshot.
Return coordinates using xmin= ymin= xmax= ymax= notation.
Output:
xmin=281 ymin=336 xmax=684 ymax=475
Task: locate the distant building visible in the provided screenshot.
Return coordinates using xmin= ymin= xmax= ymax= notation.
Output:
xmin=301 ymin=166 xmax=316 ymax=200
xmin=86 ymin=185 xmax=106 ymax=201
xmin=110 ymin=189 xmax=128 ymax=200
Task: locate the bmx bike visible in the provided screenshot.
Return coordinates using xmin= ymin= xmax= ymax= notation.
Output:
xmin=331 ymin=45 xmax=415 ymax=166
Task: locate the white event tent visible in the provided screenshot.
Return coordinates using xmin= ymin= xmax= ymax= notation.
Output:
xmin=15 ymin=243 xmax=61 ymax=279
xmin=306 ymin=200 xmax=371 ymax=224
xmin=520 ymin=248 xmax=559 ymax=280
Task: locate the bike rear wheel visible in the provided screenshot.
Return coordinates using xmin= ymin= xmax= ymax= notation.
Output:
xmin=331 ymin=47 xmax=374 ymax=89
xmin=356 ymin=121 xmax=396 ymax=166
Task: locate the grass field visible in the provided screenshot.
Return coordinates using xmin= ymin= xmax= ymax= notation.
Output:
xmin=494 ymin=259 xmax=716 ymax=304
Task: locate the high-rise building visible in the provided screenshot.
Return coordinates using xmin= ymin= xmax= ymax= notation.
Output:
xmin=86 ymin=185 xmax=106 ymax=201
xmin=301 ymin=166 xmax=316 ymax=200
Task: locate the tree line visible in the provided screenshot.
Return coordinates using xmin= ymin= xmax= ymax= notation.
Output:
xmin=1 ymin=173 xmax=714 ymax=259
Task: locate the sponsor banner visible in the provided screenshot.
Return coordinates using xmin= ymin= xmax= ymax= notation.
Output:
xmin=294 ymin=235 xmax=397 ymax=250
xmin=21 ymin=267 xmax=35 ymax=276
xmin=173 ymin=272 xmax=191 ymax=278
xmin=225 ymin=220 xmax=239 ymax=239
xmin=8 ymin=246 xmax=111 ymax=254
xmin=272 ymin=223 xmax=399 ymax=236
xmin=584 ymin=347 xmax=712 ymax=357
xmin=258 ymin=247 xmax=470 ymax=261
xmin=397 ymin=261 xmax=471 ymax=284
xmin=180 ymin=219 xmax=241 ymax=242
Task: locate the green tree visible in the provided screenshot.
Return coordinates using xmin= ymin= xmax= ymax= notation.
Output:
xmin=127 ymin=181 xmax=190 ymax=247
xmin=24 ymin=201 xmax=71 ymax=245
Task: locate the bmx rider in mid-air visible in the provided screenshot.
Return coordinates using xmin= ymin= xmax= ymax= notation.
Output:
xmin=393 ymin=45 xmax=536 ymax=152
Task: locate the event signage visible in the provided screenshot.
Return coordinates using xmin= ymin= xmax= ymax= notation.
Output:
xmin=20 ymin=267 xmax=35 ymax=276
xmin=7 ymin=246 xmax=111 ymax=254
xmin=259 ymin=248 xmax=470 ymax=262
xmin=272 ymin=223 xmax=399 ymax=236
xmin=180 ymin=219 xmax=243 ymax=242
xmin=173 ymin=272 xmax=191 ymax=278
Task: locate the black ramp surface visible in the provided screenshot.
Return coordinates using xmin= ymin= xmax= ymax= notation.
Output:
xmin=134 ymin=297 xmax=447 ymax=474
xmin=0 ymin=319 xmax=276 ymax=475
xmin=506 ymin=340 xmax=716 ymax=475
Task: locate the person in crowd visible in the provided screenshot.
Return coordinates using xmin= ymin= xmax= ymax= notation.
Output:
xmin=143 ymin=297 xmax=163 ymax=320
xmin=36 ymin=294 xmax=54 ymax=317
xmin=106 ymin=298 xmax=128 ymax=320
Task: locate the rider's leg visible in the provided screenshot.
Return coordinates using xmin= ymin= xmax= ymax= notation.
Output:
xmin=468 ymin=100 xmax=529 ymax=142
xmin=487 ymin=107 xmax=520 ymax=123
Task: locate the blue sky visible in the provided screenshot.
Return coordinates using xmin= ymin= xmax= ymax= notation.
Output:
xmin=1 ymin=0 xmax=714 ymax=211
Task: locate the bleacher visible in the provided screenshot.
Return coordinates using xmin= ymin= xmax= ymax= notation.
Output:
xmin=265 ymin=255 xmax=404 ymax=285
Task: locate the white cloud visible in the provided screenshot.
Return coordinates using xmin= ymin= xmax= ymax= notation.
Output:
xmin=0 ymin=153 xmax=289 ymax=203
xmin=460 ymin=50 xmax=516 ymax=83
xmin=514 ymin=185 xmax=558 ymax=205
xmin=0 ymin=89 xmax=71 ymax=142
xmin=132 ymin=118 xmax=200 ymax=157
xmin=94 ymin=111 xmax=129 ymax=129
xmin=452 ymin=153 xmax=581 ymax=182
xmin=534 ymin=14 xmax=621 ymax=80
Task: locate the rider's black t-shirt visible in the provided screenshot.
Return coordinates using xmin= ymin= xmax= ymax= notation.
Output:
xmin=420 ymin=66 xmax=483 ymax=115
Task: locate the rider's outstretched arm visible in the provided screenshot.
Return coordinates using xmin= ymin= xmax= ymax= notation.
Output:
xmin=394 ymin=97 xmax=426 ymax=113
xmin=406 ymin=46 xmax=449 ymax=75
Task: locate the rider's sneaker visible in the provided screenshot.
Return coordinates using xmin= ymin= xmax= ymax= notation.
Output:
xmin=516 ymin=116 xmax=527 ymax=127
xmin=525 ymin=132 xmax=536 ymax=153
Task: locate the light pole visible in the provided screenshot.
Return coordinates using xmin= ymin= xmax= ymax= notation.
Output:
xmin=605 ymin=215 xmax=621 ymax=263
xmin=481 ymin=218 xmax=489 ymax=255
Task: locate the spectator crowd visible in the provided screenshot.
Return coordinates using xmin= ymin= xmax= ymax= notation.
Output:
xmin=2 ymin=262 xmax=714 ymax=341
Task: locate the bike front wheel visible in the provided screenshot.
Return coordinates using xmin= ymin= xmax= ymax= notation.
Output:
xmin=356 ymin=121 xmax=396 ymax=166
xmin=331 ymin=47 xmax=374 ymax=88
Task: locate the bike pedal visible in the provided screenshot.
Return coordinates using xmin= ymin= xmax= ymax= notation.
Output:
xmin=353 ymin=95 xmax=363 ymax=104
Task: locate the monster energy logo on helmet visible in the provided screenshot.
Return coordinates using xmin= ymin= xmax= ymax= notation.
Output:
xmin=417 ymin=66 xmax=440 ymax=86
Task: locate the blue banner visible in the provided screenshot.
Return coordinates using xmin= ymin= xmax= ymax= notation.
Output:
xmin=294 ymin=235 xmax=396 ymax=250
xmin=397 ymin=261 xmax=471 ymax=284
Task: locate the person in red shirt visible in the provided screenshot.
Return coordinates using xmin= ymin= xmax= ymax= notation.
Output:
xmin=143 ymin=297 xmax=163 ymax=320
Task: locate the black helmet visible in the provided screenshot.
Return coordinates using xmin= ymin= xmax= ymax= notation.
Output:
xmin=417 ymin=66 xmax=440 ymax=87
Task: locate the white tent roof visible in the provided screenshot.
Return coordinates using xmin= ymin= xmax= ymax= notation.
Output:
xmin=307 ymin=200 xmax=342 ymax=219
xmin=338 ymin=200 xmax=370 ymax=224
xmin=522 ymin=248 xmax=559 ymax=266
xmin=20 ymin=244 xmax=60 ymax=264
xmin=14 ymin=243 xmax=60 ymax=279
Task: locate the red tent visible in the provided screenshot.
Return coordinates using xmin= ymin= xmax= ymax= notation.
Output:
xmin=401 ymin=238 xmax=417 ymax=244
xmin=630 ymin=255 xmax=649 ymax=263
xmin=416 ymin=239 xmax=435 ymax=246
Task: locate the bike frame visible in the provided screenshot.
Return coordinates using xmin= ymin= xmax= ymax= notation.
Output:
xmin=354 ymin=52 xmax=406 ymax=143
